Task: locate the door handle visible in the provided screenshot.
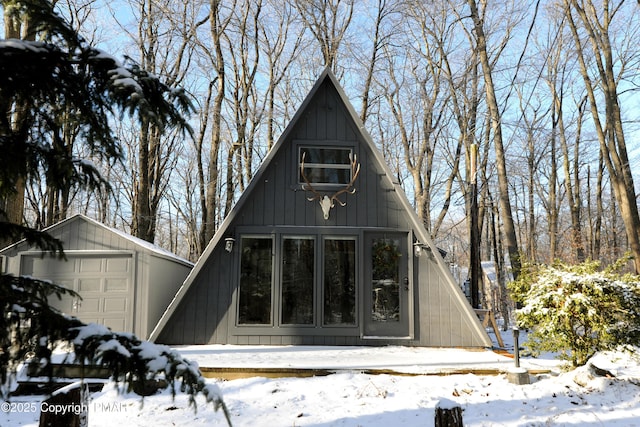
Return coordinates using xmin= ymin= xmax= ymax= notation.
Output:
xmin=403 ymin=277 xmax=409 ymax=290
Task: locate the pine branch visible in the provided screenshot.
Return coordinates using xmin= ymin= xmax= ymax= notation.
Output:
xmin=1 ymin=273 xmax=231 ymax=424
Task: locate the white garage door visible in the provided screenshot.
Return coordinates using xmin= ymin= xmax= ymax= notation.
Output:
xmin=21 ymin=253 xmax=134 ymax=333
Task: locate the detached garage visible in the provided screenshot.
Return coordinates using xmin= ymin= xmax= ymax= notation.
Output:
xmin=0 ymin=214 xmax=193 ymax=340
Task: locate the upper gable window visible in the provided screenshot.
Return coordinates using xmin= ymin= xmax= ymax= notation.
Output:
xmin=299 ymin=146 xmax=354 ymax=186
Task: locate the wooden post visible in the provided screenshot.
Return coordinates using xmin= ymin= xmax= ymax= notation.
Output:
xmin=39 ymin=382 xmax=89 ymax=427
xmin=435 ymin=399 xmax=463 ymax=427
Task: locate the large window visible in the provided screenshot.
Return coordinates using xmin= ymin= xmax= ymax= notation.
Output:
xmin=281 ymin=237 xmax=315 ymax=325
xmin=323 ymin=238 xmax=356 ymax=325
xmin=236 ymin=233 xmax=357 ymax=329
xmin=238 ymin=237 xmax=273 ymax=325
xmin=299 ymin=146 xmax=354 ymax=185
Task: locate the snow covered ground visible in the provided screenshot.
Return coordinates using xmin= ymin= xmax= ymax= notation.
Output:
xmin=2 ymin=337 xmax=640 ymax=426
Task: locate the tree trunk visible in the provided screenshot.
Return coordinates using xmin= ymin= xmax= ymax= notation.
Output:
xmin=467 ymin=0 xmax=521 ymax=279
xmin=0 ymin=5 xmax=31 ymax=247
xmin=548 ymin=101 xmax=558 ymax=262
xmin=39 ymin=383 xmax=89 ymax=427
xmin=559 ymin=97 xmax=586 ymax=262
xmin=204 ymin=0 xmax=229 ymax=244
xmin=591 ymin=156 xmax=604 ymax=259
xmin=358 ymin=0 xmax=390 ymax=125
xmin=435 ymin=403 xmax=463 ymax=427
xmin=134 ymin=120 xmax=155 ymax=243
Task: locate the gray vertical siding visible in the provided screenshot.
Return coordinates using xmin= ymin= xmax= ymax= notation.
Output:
xmin=231 ymin=82 xmax=405 ymax=231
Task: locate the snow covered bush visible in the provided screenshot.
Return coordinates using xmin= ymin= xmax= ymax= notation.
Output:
xmin=510 ymin=257 xmax=640 ymax=366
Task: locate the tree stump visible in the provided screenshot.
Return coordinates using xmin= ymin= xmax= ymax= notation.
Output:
xmin=39 ymin=382 xmax=89 ymax=427
xmin=435 ymin=399 xmax=463 ymax=427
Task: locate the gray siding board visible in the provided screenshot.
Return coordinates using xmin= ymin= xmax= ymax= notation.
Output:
xmin=164 ymin=312 xmax=182 ymax=344
xmin=273 ymin=159 xmax=285 ymax=225
xmin=79 ymin=222 xmax=93 ymax=249
xmin=365 ymin=162 xmax=378 ymax=227
xmin=246 ymin=182 xmax=260 ymax=225
xmin=180 ymin=291 xmax=196 ymax=344
xmin=203 ymin=264 xmax=216 ymax=344
xmin=263 ymin=168 xmax=276 ymax=225
xmin=178 ymin=283 xmax=202 ymax=345
xmin=317 ymin=103 xmax=326 ymax=139
xmin=295 ymin=190 xmax=306 ymax=226
xmin=335 ymin=99 xmax=346 ymax=140
xmin=304 ymin=192 xmax=316 ymax=225
xmin=204 ymin=264 xmax=218 ymax=344
xmin=194 ymin=268 xmax=209 ymax=344
xmin=303 ymin=108 xmax=315 ymax=140
xmin=217 ymin=251 xmax=232 ymax=344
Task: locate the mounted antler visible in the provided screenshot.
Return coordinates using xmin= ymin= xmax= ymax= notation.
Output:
xmin=300 ymin=152 xmax=361 ymax=220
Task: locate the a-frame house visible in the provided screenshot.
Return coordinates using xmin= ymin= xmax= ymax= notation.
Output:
xmin=151 ymin=68 xmax=491 ymax=347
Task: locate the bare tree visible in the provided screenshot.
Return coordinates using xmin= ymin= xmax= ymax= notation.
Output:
xmin=537 ymin=10 xmax=566 ymax=263
xmin=202 ymin=0 xmax=235 ymax=245
xmin=559 ymin=95 xmax=588 ymax=262
xmin=377 ymin=1 xmax=469 ymax=239
xmin=355 ymin=0 xmax=397 ymax=125
xmin=515 ymin=93 xmax=549 ymax=263
xmin=292 ymin=0 xmax=354 ymax=70
xmin=463 ymin=0 xmax=522 ymax=279
xmin=563 ymin=0 xmax=640 ymax=272
xmin=113 ymin=0 xmax=199 ymax=243
xmin=187 ymin=79 xmax=216 ymax=258
xmin=260 ymin=0 xmax=306 ymax=149
xmin=586 ymin=156 xmax=605 ymax=261
xmin=223 ymin=0 xmax=262 ymax=215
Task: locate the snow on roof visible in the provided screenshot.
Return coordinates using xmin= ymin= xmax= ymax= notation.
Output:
xmin=0 ymin=214 xmax=192 ymax=267
xmin=77 ymin=214 xmax=193 ymax=266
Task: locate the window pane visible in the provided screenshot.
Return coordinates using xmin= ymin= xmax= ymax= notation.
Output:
xmin=301 ymin=147 xmax=351 ymax=165
xmin=281 ymin=237 xmax=315 ymax=325
xmin=324 ymin=239 xmax=356 ymax=325
xmin=371 ymin=238 xmax=401 ymax=322
xmin=238 ymin=237 xmax=273 ymax=325
xmin=300 ymin=167 xmax=351 ymax=184
xmin=299 ymin=147 xmax=353 ymax=185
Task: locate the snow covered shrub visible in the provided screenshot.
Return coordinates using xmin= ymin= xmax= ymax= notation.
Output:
xmin=510 ymin=257 xmax=640 ymax=367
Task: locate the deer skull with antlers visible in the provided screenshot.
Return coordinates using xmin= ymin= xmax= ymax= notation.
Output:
xmin=300 ymin=152 xmax=361 ymax=220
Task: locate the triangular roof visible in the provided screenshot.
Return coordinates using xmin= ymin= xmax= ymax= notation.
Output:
xmin=150 ymin=68 xmax=489 ymax=345
xmin=0 ymin=213 xmax=193 ymax=267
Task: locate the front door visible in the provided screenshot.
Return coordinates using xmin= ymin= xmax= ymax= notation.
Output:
xmin=363 ymin=233 xmax=410 ymax=338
